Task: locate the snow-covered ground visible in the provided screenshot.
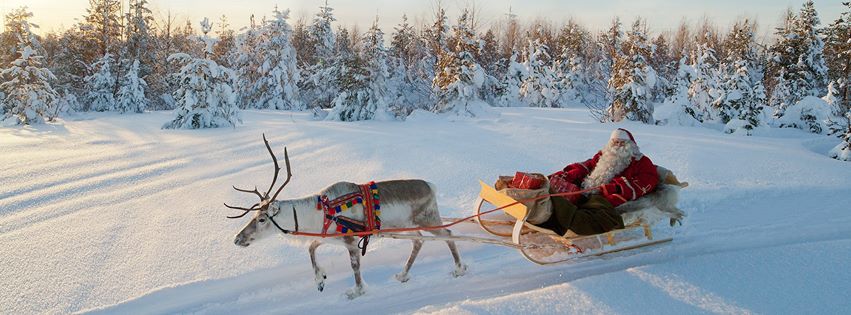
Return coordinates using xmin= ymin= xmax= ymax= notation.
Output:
xmin=2 ymin=108 xmax=850 ymax=314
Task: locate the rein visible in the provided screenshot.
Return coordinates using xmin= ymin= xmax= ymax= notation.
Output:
xmin=278 ymin=185 xmax=602 ymax=239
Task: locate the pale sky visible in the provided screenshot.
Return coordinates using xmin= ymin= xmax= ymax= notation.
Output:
xmin=1 ymin=0 xmax=844 ymax=39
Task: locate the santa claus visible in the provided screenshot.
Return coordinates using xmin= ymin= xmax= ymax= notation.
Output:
xmin=540 ymin=128 xmax=659 ymax=236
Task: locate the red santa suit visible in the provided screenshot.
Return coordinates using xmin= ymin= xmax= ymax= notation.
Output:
xmin=549 ymin=128 xmax=659 ymax=207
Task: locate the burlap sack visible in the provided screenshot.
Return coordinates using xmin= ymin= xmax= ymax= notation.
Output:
xmin=493 ymin=174 xmax=553 ymax=224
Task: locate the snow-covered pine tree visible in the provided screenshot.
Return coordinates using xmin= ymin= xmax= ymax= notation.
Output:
xmin=688 ymin=32 xmax=721 ymax=122
xmin=769 ymin=2 xmax=829 ymax=117
xmin=1 ymin=7 xmax=44 ymax=66
xmin=600 ymin=18 xmax=623 ymax=79
xmin=302 ymin=1 xmax=339 ymax=109
xmin=655 ymin=52 xmax=700 ymax=126
xmin=212 ymin=15 xmax=235 ymax=69
xmin=520 ymin=35 xmax=560 ymax=108
xmin=795 ymin=0 xmax=829 ymax=97
xmin=55 ymin=88 xmax=81 ymax=114
xmin=497 ymin=52 xmax=526 ymax=107
xmin=555 ymin=50 xmax=592 ymax=106
xmin=823 ymin=80 xmax=840 ymax=108
xmin=824 ymin=2 xmax=851 ymax=115
xmin=326 ymin=17 xmax=392 ymax=121
xmin=828 ymin=110 xmax=851 ymax=161
xmin=1 ymin=8 xmax=58 ymax=125
xmin=84 ymin=53 xmax=116 ymax=112
xmin=715 ymin=19 xmax=766 ymax=132
xmin=162 ymin=18 xmax=240 ymax=129
xmin=116 ymin=59 xmax=147 ymax=113
xmin=252 ymin=7 xmax=302 ymax=110
xmin=607 ymin=19 xmax=656 ymax=123
xmin=387 ymin=14 xmax=431 ymax=115
xmin=588 ymin=17 xmax=624 ymax=119
xmin=81 ymin=0 xmax=123 ymax=59
xmin=425 ymin=6 xmax=449 ymax=65
xmin=650 ymin=34 xmax=674 ymax=100
xmin=720 ymin=59 xmax=766 ymax=135
xmin=478 ymin=29 xmax=503 ymax=106
xmin=431 ymin=9 xmax=487 ymax=117
xmin=233 ymin=15 xmax=263 ymax=109
xmin=124 ymin=0 xmax=154 ymax=79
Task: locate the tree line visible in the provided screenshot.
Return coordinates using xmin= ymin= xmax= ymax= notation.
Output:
xmin=1 ymin=0 xmax=849 ymax=159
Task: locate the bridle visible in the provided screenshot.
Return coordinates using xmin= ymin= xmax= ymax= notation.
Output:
xmin=263 ymin=205 xmax=300 ymax=235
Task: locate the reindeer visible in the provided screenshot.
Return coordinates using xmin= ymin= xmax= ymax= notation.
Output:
xmin=226 ymin=135 xmax=466 ymax=299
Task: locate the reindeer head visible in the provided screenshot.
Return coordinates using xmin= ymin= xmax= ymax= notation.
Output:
xmin=226 ymin=134 xmax=292 ymax=247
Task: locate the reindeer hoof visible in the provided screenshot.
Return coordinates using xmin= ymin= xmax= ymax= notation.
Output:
xmin=451 ymin=264 xmax=468 ymax=278
xmin=315 ymin=269 xmax=327 ymax=292
xmin=345 ymin=286 xmax=365 ymax=299
xmin=395 ymin=272 xmax=411 ymax=283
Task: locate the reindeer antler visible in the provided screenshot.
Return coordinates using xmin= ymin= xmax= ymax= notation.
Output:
xmin=225 ymin=134 xmax=292 ymax=219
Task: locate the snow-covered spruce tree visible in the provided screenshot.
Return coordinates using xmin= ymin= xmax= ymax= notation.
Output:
xmin=650 ymin=34 xmax=674 ymax=102
xmin=0 ymin=9 xmax=59 ymax=125
xmin=715 ymin=19 xmax=766 ymax=133
xmin=387 ymin=14 xmax=432 ymax=115
xmin=720 ymin=59 xmax=766 ymax=135
xmin=124 ymin=0 xmax=154 ymax=80
xmin=302 ymin=2 xmax=339 ymax=108
xmin=553 ymin=21 xmax=595 ymax=106
xmin=828 ymin=110 xmax=851 ymax=161
xmin=212 ymin=15 xmax=236 ymax=69
xmin=607 ymin=19 xmax=656 ymax=123
xmin=769 ymin=2 xmax=829 ymax=117
xmin=823 ymin=81 xmax=840 ymax=108
xmin=497 ymin=52 xmax=526 ymax=107
xmin=795 ymin=0 xmax=829 ymax=97
xmin=55 ymin=88 xmax=81 ymax=114
xmin=768 ymin=68 xmax=796 ymax=118
xmin=555 ymin=52 xmax=590 ymax=106
xmin=688 ymin=32 xmax=721 ymax=122
xmin=116 ymin=59 xmax=147 ymax=113
xmin=478 ymin=29 xmax=503 ymax=107
xmin=655 ymin=52 xmax=700 ymax=126
xmin=162 ymin=18 xmax=240 ymax=129
xmin=252 ymin=7 xmax=301 ymax=110
xmin=84 ymin=53 xmax=116 ymax=112
xmin=520 ymin=36 xmax=560 ymax=108
xmin=824 ymin=3 xmax=851 ymax=113
xmin=232 ymin=15 xmax=263 ymax=109
xmin=589 ymin=17 xmax=623 ymax=119
xmin=431 ymin=9 xmax=487 ymax=117
xmin=326 ymin=17 xmax=391 ymax=121
xmin=425 ymin=6 xmax=449 ymax=66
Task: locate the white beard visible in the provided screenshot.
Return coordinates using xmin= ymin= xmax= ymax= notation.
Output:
xmin=582 ymin=140 xmax=642 ymax=191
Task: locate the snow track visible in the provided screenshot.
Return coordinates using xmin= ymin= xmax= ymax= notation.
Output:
xmin=2 ymin=109 xmax=850 ymax=314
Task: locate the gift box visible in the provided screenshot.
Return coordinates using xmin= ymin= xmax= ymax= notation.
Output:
xmin=511 ymin=172 xmax=545 ymax=190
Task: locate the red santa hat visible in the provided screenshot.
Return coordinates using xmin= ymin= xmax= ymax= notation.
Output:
xmin=610 ymin=128 xmax=636 ymax=144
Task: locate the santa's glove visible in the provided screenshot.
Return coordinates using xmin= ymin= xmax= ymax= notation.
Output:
xmin=601 ymin=183 xmax=620 ymax=195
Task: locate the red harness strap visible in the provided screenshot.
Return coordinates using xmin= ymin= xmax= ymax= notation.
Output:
xmin=317 ymin=181 xmax=381 ymax=239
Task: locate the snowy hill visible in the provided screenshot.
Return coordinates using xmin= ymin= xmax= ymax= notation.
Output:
xmin=1 ymin=108 xmax=850 ymax=314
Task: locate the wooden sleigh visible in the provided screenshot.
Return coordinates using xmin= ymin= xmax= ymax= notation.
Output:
xmin=471 ymin=168 xmax=688 ymax=265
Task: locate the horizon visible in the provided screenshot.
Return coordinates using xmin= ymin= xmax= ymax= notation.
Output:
xmin=2 ymin=0 xmax=844 ymax=40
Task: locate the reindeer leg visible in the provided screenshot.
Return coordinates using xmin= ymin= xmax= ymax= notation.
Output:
xmin=344 ymin=237 xmax=365 ymax=299
xmin=426 ymin=228 xmax=467 ymax=277
xmin=308 ymin=240 xmax=326 ymax=292
xmin=395 ymin=231 xmax=423 ymax=283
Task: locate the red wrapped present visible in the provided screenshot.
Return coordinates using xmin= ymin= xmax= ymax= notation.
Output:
xmin=511 ymin=172 xmax=545 ymax=190
xmin=549 ymin=174 xmax=582 ymax=204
